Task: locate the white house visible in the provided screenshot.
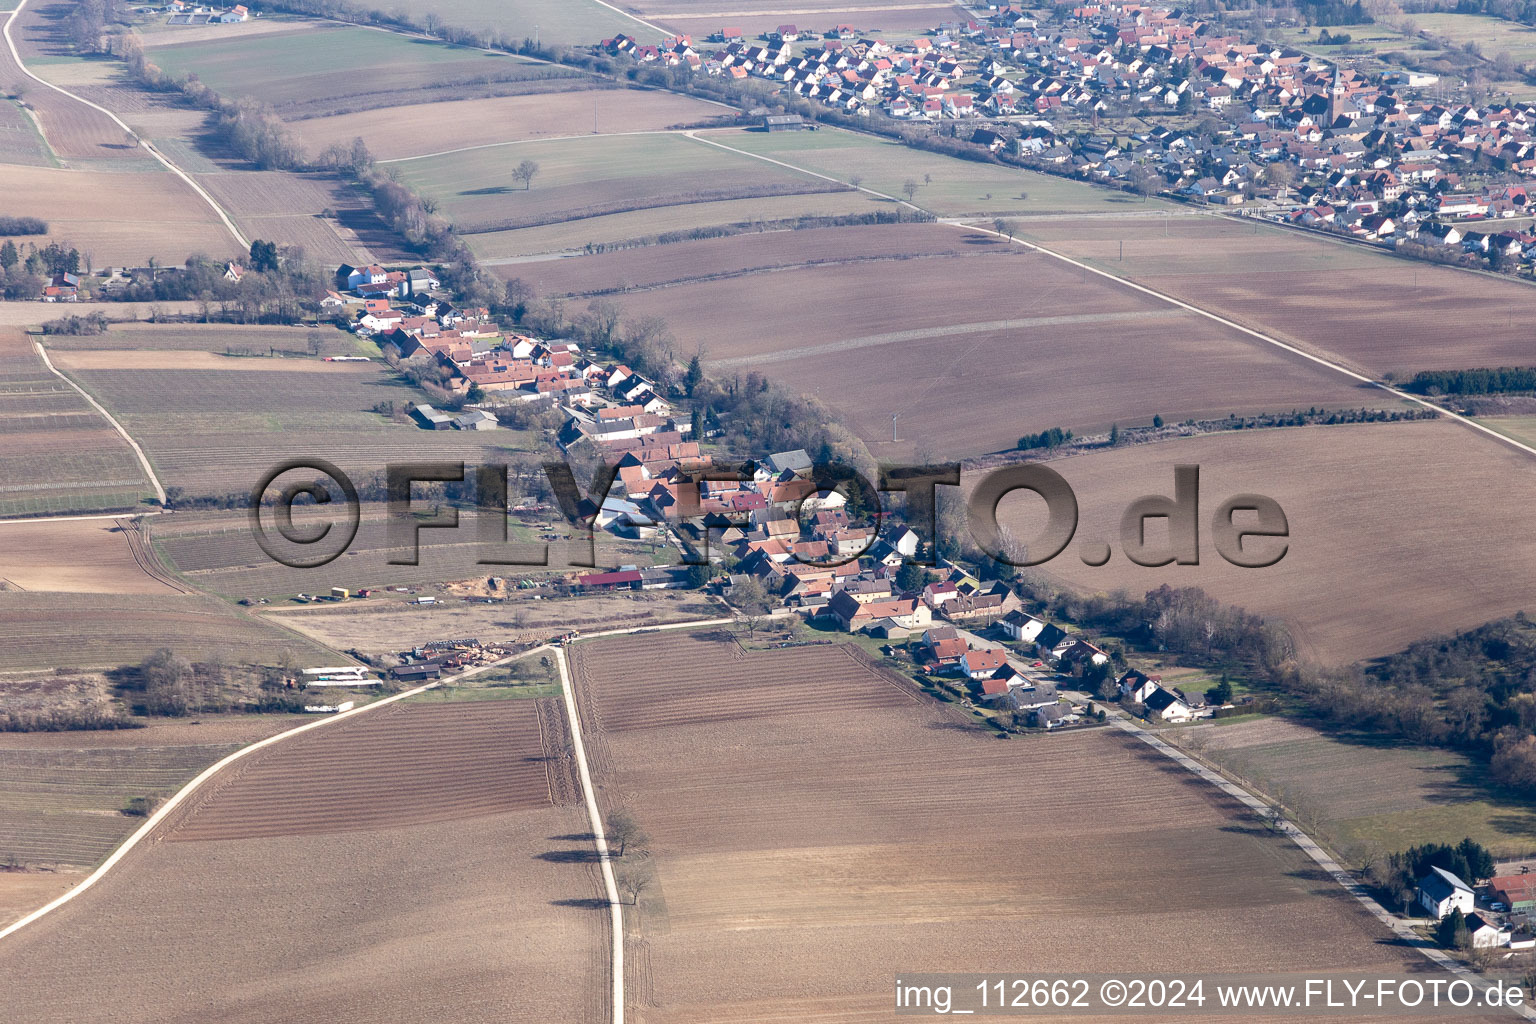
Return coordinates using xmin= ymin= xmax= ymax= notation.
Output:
xmin=1144 ymin=686 xmax=1193 ymax=722
xmin=1466 ymin=913 xmax=1511 ymax=949
xmin=999 ymin=609 xmax=1045 ymax=644
xmin=1418 ymin=866 xmax=1475 ymax=919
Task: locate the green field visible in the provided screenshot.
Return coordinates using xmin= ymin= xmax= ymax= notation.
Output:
xmin=1414 ymin=11 xmax=1536 ymax=63
xmin=142 ymin=23 xmax=558 ymax=113
xmin=395 ymin=131 xmax=861 ymax=244
xmin=386 ymin=0 xmax=665 ymax=46
xmin=1176 ymin=717 xmax=1536 ymax=865
xmin=711 ymin=126 xmax=1175 ymax=218
xmin=472 ymin=189 xmax=883 ymax=258
xmin=1476 ymin=415 xmax=1536 ymax=449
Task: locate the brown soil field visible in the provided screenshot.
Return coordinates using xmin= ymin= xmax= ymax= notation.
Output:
xmin=508 ymin=221 xmax=1003 ymax=295
xmin=0 ymin=700 xmax=610 ymax=1024
xmin=0 ymin=517 xmax=182 ymax=593
xmin=1016 ymin=215 xmax=1536 ymax=377
xmin=2 ymin=165 xmax=236 ymax=266
xmin=294 ymin=89 xmax=732 ymax=162
xmin=571 ymin=631 xmax=1441 ymax=1022
xmin=983 ymin=418 xmax=1536 ymax=664
xmin=594 ymin=226 xmax=1395 ymax=457
xmin=0 ymin=592 xmax=340 ymax=670
xmin=0 ymin=714 xmax=308 ymax=749
xmin=267 ymin=589 xmax=723 ymax=653
xmin=0 ymin=870 xmax=83 ymax=927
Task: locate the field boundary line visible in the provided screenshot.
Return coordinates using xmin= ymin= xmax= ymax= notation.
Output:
xmin=585 ymin=0 xmax=670 ymax=37
xmin=554 ymin=645 xmax=624 ymax=1024
xmin=687 ymin=129 xmax=1536 ymax=464
xmin=1109 ymin=712 xmax=1536 ymax=1016
xmin=1 ymin=0 xmax=249 ymax=251
xmin=0 ymin=650 xmax=529 ymax=944
xmin=0 ymin=509 xmax=165 ymax=525
xmin=29 ymin=338 xmax=168 ymax=506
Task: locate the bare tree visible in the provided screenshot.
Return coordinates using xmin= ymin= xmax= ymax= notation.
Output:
xmin=848 ymin=173 xmax=863 ymax=189
xmin=512 ymin=159 xmax=541 ymax=190
xmin=606 ymin=809 xmax=648 ymax=857
xmin=741 ymin=613 xmax=767 ymax=639
xmin=902 ymin=179 xmax=919 ymax=202
xmin=616 ymin=865 xmax=650 ymax=906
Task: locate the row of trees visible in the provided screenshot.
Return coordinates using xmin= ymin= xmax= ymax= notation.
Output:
xmin=0 ymin=217 xmax=47 ymax=237
xmin=1408 ymin=366 xmax=1536 ymax=395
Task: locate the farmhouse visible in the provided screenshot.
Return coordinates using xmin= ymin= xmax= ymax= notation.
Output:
xmin=1466 ymin=913 xmax=1511 ymax=949
xmin=1490 ymin=873 xmax=1536 ymax=913
xmin=1143 ymin=686 xmax=1194 ymax=722
xmin=999 ymin=608 xmax=1046 ymax=643
xmin=827 ymin=590 xmax=931 ymax=633
xmin=1418 ymin=866 xmax=1475 ymax=919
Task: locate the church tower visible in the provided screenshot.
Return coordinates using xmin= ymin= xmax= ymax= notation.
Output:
xmin=1327 ymin=65 xmax=1346 ymax=125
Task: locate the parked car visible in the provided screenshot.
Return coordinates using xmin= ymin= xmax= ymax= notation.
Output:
xmin=1492 ymin=901 xmax=1508 ymax=912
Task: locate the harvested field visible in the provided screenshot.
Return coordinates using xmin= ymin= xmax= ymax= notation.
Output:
xmin=984 ymin=419 xmax=1536 ymax=664
xmin=383 ymin=0 xmax=665 ymax=46
xmin=144 ymin=24 xmax=578 ymax=119
xmin=473 ymin=188 xmax=886 ymax=259
xmin=0 ymin=700 xmax=609 ymax=1024
xmin=0 ymin=517 xmax=182 ymax=593
xmin=0 ymin=165 xmax=236 ymax=266
xmin=0 ymin=592 xmax=340 ymax=669
xmin=645 ymin=5 xmax=963 ymax=40
xmin=296 ymin=89 xmax=731 ymax=162
xmin=714 ymin=125 xmax=1165 ymax=217
xmin=593 ymin=225 xmax=1395 ymax=457
xmin=511 ymin=221 xmax=997 ymax=295
xmin=1175 ymin=717 xmax=1536 ymax=863
xmin=396 ymin=132 xmax=845 ymax=235
xmin=267 ymin=589 xmax=723 ymax=653
xmin=572 ymin=631 xmax=1439 ymax=1022
xmin=59 ymin=355 xmax=537 ymax=497
xmin=0 ymin=328 xmax=154 ymax=517
xmin=1014 ymin=215 xmax=1536 ymax=376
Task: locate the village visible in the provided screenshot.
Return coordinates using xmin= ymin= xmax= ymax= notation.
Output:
xmin=600 ymin=1 xmax=1536 ymax=267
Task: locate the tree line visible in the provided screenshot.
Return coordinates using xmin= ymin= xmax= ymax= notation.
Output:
xmin=1408 ymin=367 xmax=1536 ymax=395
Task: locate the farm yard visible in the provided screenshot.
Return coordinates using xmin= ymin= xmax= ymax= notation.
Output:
xmin=0 ymin=592 xmax=339 ymax=670
xmin=571 ymin=630 xmax=1441 ymax=1022
xmin=0 ymin=700 xmax=610 ymax=1024
xmin=393 ymin=132 xmax=860 ymax=250
xmin=141 ymin=23 xmax=581 ymax=119
xmin=986 ymin=418 xmax=1536 ymax=665
xmin=576 ymin=223 xmax=1399 ymax=457
xmin=711 ymin=125 xmax=1170 ymax=217
xmin=1 ymin=166 xmax=237 ymax=267
xmin=1014 ymin=215 xmax=1536 ymax=377
xmin=0 ymin=328 xmax=154 ymax=518
xmin=266 ymin=589 xmax=723 ymax=653
xmin=294 ymin=89 xmax=731 ymax=162
xmin=1175 ymin=717 xmax=1536 ymax=865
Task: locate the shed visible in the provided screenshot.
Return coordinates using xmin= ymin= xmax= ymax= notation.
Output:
xmin=763 ymin=114 xmax=811 ymax=132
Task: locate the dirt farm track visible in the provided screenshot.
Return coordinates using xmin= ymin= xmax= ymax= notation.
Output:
xmin=0 ymin=699 xmax=610 ymax=1024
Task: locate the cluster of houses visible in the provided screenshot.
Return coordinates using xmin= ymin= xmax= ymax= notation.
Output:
xmin=154 ymin=0 xmax=252 ymax=24
xmin=598 ymin=1 xmax=1536 ymax=266
xmin=1417 ymin=865 xmax=1536 ymax=950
